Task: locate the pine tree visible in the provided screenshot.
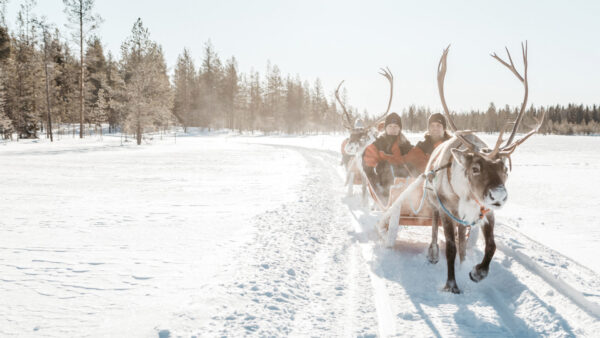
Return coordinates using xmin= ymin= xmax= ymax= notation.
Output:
xmin=0 ymin=19 xmax=11 ymax=138
xmin=63 ymin=0 xmax=102 ymax=138
xmin=8 ymin=1 xmax=40 ymax=139
xmin=35 ymin=18 xmax=56 ymax=141
xmin=221 ymin=56 xmax=238 ymax=130
xmin=53 ymin=39 xmax=79 ymax=131
xmin=248 ymin=69 xmax=262 ymax=132
xmin=104 ymin=51 xmax=124 ymax=133
xmin=84 ymin=36 xmax=106 ymax=119
xmin=89 ymin=86 xmax=107 ymax=134
xmin=119 ymin=18 xmax=172 ymax=145
xmin=199 ymin=40 xmax=222 ymax=129
xmin=264 ymin=62 xmax=283 ymax=131
xmin=172 ymin=48 xmax=196 ymax=130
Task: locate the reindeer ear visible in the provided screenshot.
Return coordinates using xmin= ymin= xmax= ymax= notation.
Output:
xmin=451 ymin=148 xmax=470 ymax=168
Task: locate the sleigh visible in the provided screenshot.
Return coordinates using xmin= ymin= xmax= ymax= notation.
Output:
xmin=366 ymin=176 xmax=441 ymax=227
xmin=344 ymin=156 xmax=433 ymax=221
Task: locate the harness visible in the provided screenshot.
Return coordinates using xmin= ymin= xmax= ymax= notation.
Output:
xmin=423 ymin=156 xmax=490 ymax=228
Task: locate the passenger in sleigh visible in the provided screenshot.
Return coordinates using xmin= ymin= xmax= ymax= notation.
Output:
xmin=404 ymin=113 xmax=452 ymax=174
xmin=362 ymin=113 xmax=413 ymax=199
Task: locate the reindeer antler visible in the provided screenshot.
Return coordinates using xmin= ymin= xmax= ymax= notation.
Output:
xmin=438 ymin=42 xmax=544 ymax=159
xmin=335 ymin=81 xmax=354 ymax=130
xmin=490 ymin=41 xmax=544 ymax=157
xmin=437 ymin=45 xmax=479 ymax=153
xmin=367 ymin=67 xmax=394 ymax=129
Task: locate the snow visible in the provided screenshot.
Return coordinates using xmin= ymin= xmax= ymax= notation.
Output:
xmin=1 ymin=130 xmax=599 ymax=336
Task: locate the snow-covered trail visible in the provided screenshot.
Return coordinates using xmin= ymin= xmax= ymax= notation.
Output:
xmin=188 ymin=140 xmax=600 ymax=337
xmin=1 ymin=133 xmax=599 ymax=337
xmin=185 ymin=145 xmax=380 ymax=336
xmin=242 ymin=141 xmax=600 ymax=337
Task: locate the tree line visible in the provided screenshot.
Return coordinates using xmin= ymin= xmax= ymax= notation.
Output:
xmin=172 ymin=47 xmax=345 ymax=134
xmin=0 ymin=0 xmax=348 ymax=144
xmin=396 ymin=102 xmax=600 ymax=135
xmin=0 ymin=1 xmax=596 ymax=144
xmin=0 ymin=0 xmax=174 ymax=144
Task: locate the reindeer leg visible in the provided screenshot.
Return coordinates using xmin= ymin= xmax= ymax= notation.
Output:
xmin=427 ymin=210 xmax=440 ymax=264
xmin=346 ymin=171 xmax=354 ymax=197
xmin=442 ymin=214 xmax=460 ymax=294
xmin=470 ymin=212 xmax=496 ymax=282
xmin=458 ymin=224 xmax=467 ymax=263
xmin=361 ymin=182 xmax=368 ymax=207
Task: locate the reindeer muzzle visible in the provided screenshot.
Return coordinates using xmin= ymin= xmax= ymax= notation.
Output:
xmin=485 ymin=185 xmax=508 ymax=209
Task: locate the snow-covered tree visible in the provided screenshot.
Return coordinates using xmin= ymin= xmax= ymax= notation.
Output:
xmin=119 ymin=18 xmax=172 ymax=145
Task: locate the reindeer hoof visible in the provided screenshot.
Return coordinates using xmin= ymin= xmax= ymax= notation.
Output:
xmin=469 ymin=266 xmax=488 ymax=282
xmin=427 ymin=243 xmax=439 ymax=264
xmin=443 ymin=281 xmax=461 ymax=294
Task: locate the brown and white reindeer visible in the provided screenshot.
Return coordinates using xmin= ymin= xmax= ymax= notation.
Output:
xmin=424 ymin=42 xmax=544 ymax=293
xmin=336 ymin=68 xmax=394 ymax=198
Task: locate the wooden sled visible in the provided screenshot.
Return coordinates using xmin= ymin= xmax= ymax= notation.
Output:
xmin=365 ymin=176 xmax=441 ymax=227
xmin=366 ymin=176 xmax=472 ymax=245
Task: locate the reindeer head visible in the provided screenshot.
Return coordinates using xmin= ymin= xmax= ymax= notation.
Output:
xmin=451 ymin=148 xmax=509 ymax=209
xmin=336 ymin=67 xmax=395 ymax=155
xmin=437 ymin=42 xmax=544 ymax=209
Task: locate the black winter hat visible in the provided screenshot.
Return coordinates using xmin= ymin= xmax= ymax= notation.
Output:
xmin=385 ymin=112 xmax=402 ymax=128
xmin=428 ymin=113 xmax=447 ymax=129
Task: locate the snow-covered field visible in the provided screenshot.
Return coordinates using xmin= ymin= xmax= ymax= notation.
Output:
xmin=1 ymin=130 xmax=599 ymax=337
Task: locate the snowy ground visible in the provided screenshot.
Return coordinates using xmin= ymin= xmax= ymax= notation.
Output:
xmin=0 ymin=130 xmax=599 ymax=337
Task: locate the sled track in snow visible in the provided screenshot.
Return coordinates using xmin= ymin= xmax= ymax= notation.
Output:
xmin=303 ymin=145 xmax=599 ymax=336
xmin=249 ymin=143 xmax=600 ymax=336
xmin=495 ymin=224 xmax=600 ymax=319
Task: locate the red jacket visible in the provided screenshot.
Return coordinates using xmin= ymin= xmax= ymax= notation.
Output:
xmin=363 ymin=133 xmax=412 ymax=168
xmin=404 ymin=133 xmax=451 ymax=173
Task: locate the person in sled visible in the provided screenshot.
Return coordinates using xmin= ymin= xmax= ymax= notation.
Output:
xmin=362 ymin=112 xmax=413 ymax=199
xmin=404 ymin=113 xmax=452 ymax=174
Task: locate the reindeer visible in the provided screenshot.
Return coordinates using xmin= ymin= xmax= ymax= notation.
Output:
xmin=335 ymin=68 xmax=394 ymax=198
xmin=424 ymin=42 xmax=544 ymax=294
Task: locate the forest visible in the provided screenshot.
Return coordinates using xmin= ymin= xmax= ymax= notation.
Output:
xmin=0 ymin=0 xmax=597 ymax=145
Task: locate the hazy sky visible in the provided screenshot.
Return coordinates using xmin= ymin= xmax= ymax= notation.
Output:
xmin=6 ymin=0 xmax=600 ymax=116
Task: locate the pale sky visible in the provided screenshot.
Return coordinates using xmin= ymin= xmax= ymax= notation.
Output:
xmin=6 ymin=0 xmax=600 ymax=116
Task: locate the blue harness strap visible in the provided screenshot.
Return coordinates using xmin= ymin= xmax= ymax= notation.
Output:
xmin=430 ymin=169 xmax=480 ymax=228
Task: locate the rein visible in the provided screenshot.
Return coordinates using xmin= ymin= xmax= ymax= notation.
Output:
xmin=425 ymin=161 xmax=489 ymax=228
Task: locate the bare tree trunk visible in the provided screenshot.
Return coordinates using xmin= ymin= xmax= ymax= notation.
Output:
xmin=79 ymin=1 xmax=84 ymax=139
xmin=136 ymin=107 xmax=142 ymax=145
xmin=136 ymin=119 xmax=142 ymax=145
xmin=44 ymin=61 xmax=53 ymax=142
